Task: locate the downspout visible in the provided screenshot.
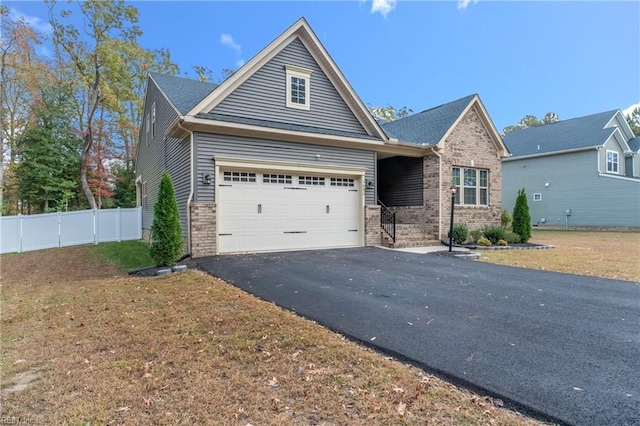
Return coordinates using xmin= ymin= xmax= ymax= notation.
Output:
xmin=178 ymin=118 xmax=194 ymax=254
xmin=430 ymin=146 xmax=443 ymax=241
xmin=596 ymin=146 xmax=602 ymax=174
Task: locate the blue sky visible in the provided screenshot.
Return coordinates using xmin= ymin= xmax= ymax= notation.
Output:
xmin=6 ymin=0 xmax=640 ymax=131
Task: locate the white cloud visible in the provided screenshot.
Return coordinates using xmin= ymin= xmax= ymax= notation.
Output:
xmin=457 ymin=0 xmax=479 ymax=10
xmin=8 ymin=8 xmax=52 ymax=34
xmin=220 ymin=33 xmax=241 ymax=54
xmin=623 ymin=103 xmax=640 ymax=116
xmin=235 ymin=59 xmax=245 ymax=69
xmin=370 ymin=0 xmax=397 ymax=18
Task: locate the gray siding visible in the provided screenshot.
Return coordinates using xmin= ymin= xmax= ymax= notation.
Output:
xmin=502 ymin=150 xmax=640 ymax=227
xmin=135 ymin=78 xmax=191 ymax=236
xmin=194 ymin=132 xmax=376 ymax=205
xmin=212 ymin=38 xmax=368 ymax=136
xmin=378 ymin=156 xmax=423 ymax=206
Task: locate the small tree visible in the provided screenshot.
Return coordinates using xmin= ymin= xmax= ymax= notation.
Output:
xmin=150 ymin=172 xmax=182 ymax=266
xmin=501 ymin=209 xmax=512 ymax=229
xmin=512 ymin=188 xmax=532 ymax=243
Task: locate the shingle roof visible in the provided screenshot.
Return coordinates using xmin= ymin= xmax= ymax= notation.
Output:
xmin=628 ymin=136 xmax=640 ymax=152
xmin=150 ymin=72 xmax=219 ymax=114
xmin=503 ymin=110 xmax=617 ymax=158
xmin=381 ymin=94 xmax=476 ymax=145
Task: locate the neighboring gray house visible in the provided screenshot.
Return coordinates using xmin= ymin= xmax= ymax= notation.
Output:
xmin=502 ymin=110 xmax=640 ymax=228
xmin=136 ymin=18 xmax=508 ymax=256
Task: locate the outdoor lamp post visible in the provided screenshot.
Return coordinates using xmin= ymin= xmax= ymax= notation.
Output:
xmin=449 ymin=185 xmax=457 ymax=252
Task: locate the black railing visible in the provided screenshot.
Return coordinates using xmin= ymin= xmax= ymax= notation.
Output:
xmin=378 ymin=199 xmax=396 ymax=243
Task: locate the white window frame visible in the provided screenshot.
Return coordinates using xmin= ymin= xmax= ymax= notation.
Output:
xmin=151 ymin=102 xmax=156 ymax=138
xmin=606 ymin=150 xmax=619 ymax=174
xmin=285 ymin=65 xmax=312 ymax=111
xmin=145 ymin=114 xmax=150 ymax=147
xmin=452 ymin=167 xmax=489 ymax=206
xmin=533 ymin=193 xmax=542 ymax=202
xmin=142 ymin=181 xmax=148 ymax=209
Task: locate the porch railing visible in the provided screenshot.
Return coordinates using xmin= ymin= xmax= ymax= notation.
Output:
xmin=378 ymin=199 xmax=396 ymax=243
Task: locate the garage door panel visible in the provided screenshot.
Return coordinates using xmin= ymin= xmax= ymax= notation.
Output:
xmin=217 ymin=169 xmax=362 ymax=253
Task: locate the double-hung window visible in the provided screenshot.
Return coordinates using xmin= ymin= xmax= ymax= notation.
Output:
xmin=606 ymin=150 xmax=619 ymax=173
xmin=285 ymin=65 xmax=311 ymax=110
xmin=452 ymin=167 xmax=489 ymax=206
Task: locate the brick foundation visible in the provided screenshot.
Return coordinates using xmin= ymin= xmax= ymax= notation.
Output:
xmin=190 ymin=202 xmax=216 ymax=258
xmin=364 ymin=205 xmax=381 ymax=246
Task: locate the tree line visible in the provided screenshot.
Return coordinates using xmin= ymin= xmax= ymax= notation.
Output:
xmin=0 ymin=1 xmax=218 ymax=215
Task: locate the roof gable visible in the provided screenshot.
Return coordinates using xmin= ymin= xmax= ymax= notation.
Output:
xmin=503 ymin=110 xmax=617 ymax=158
xmin=210 ymin=37 xmax=368 ymax=136
xmin=149 ymin=72 xmax=218 ymax=115
xmin=381 ymin=94 xmax=509 ymax=157
xmin=187 ymin=17 xmax=387 ymax=141
xmin=382 ymin=94 xmax=476 ymax=145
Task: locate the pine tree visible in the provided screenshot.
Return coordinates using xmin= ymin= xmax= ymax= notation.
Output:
xmin=150 ymin=172 xmax=183 ymax=266
xmin=512 ymin=188 xmax=532 ymax=243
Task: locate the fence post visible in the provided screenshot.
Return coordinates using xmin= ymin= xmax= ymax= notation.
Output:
xmin=93 ymin=209 xmax=98 ymax=244
xmin=117 ymin=207 xmax=121 ymax=242
xmin=17 ymin=214 xmax=22 ymax=253
xmin=58 ymin=211 xmax=62 ymax=248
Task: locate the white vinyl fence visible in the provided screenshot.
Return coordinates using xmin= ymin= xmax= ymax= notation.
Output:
xmin=1 ymin=207 xmax=142 ymax=254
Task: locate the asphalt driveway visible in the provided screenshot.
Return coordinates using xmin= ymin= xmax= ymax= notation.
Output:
xmin=195 ymin=247 xmax=640 ymax=425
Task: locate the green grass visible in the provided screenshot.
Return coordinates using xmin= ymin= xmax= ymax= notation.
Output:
xmin=91 ymin=240 xmax=154 ymax=270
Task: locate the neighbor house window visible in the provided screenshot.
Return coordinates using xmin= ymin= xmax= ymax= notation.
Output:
xmin=606 ymin=150 xmax=619 ymax=173
xmin=533 ymin=193 xmax=542 ymax=202
xmin=452 ymin=167 xmax=489 ymax=206
xmin=151 ymin=102 xmax=156 ymax=138
xmin=285 ymin=65 xmax=311 ymax=110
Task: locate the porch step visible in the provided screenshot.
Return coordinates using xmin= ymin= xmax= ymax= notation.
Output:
xmin=381 ymin=224 xmax=439 ymax=249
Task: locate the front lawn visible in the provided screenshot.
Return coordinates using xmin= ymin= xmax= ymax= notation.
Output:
xmin=480 ymin=229 xmax=640 ymax=282
xmin=0 ymin=245 xmax=544 ymax=425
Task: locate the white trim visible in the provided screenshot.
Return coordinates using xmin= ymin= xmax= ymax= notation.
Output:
xmin=169 ymin=115 xmax=427 ymax=158
xmin=151 ymin=102 xmax=156 ymax=138
xmin=606 ymin=149 xmax=620 ymax=174
xmin=213 ymin=156 xmax=367 ymax=176
xmin=285 ymin=65 xmax=311 ymax=110
xmin=181 ymin=115 xmax=385 ymax=147
xmin=598 ymin=172 xmax=640 ymax=182
xmin=503 ymin=146 xmax=598 ymax=161
xmin=605 ymin=110 xmax=636 ymax=141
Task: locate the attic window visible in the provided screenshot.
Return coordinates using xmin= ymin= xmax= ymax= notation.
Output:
xmin=285 ymin=65 xmax=312 ymax=110
xmin=606 ymin=150 xmax=619 ymax=174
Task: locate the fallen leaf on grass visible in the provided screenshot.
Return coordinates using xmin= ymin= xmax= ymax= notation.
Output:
xmin=115 ymin=406 xmax=130 ymax=412
xmin=267 ymin=377 xmax=279 ymax=388
xmin=396 ymin=401 xmax=406 ymax=416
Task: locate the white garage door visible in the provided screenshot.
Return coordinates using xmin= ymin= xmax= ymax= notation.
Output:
xmin=217 ymin=169 xmax=362 ymax=253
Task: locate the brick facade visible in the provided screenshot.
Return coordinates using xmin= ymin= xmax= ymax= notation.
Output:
xmin=388 ymin=105 xmax=503 ymax=244
xmin=190 ymin=202 xmax=216 ymax=258
xmin=436 ymin=105 xmax=502 ymax=239
xmin=364 ymin=204 xmax=381 ymax=246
